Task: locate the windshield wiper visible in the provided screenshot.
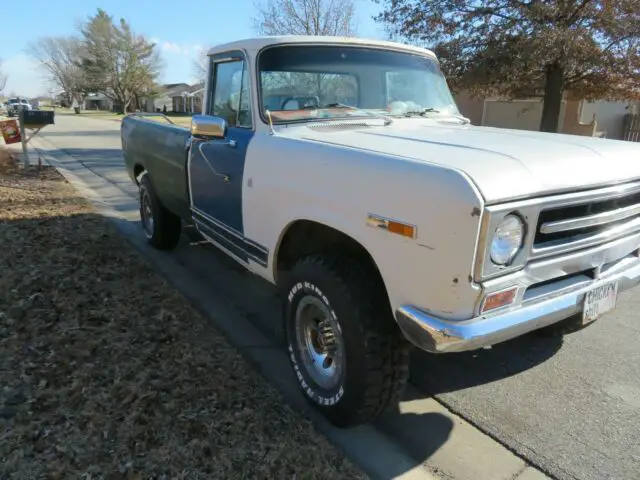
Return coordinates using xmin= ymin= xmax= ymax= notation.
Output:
xmin=324 ymin=102 xmax=356 ymax=109
xmin=403 ymin=107 xmax=441 ymax=117
xmin=403 ymin=107 xmax=471 ymax=124
xmin=296 ymin=102 xmax=355 ymax=110
xmin=274 ymin=102 xmax=393 ymax=126
xmin=323 ymin=103 xmax=393 ymax=125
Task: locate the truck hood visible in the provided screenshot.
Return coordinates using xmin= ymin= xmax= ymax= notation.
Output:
xmin=292 ymin=120 xmax=640 ymax=203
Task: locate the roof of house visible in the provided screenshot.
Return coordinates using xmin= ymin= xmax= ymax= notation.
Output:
xmin=158 ymin=82 xmax=200 ymax=98
xmin=165 ymin=83 xmax=205 ymax=98
xmin=162 ymin=82 xmax=190 ymax=90
xmin=187 ymin=83 xmax=205 ymax=94
xmin=85 ymin=93 xmax=110 ymax=101
xmin=207 ymin=35 xmax=436 ymax=59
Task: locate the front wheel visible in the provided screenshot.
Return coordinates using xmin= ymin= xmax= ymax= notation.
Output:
xmin=283 ymin=254 xmax=410 ymax=427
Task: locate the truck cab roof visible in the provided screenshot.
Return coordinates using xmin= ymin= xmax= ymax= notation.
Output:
xmin=206 ymin=35 xmax=437 ymax=59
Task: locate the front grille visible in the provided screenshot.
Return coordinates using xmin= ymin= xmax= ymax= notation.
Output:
xmin=534 ymin=189 xmax=640 ymax=249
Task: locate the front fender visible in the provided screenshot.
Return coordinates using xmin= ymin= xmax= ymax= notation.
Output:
xmin=243 ymin=133 xmax=486 ymax=320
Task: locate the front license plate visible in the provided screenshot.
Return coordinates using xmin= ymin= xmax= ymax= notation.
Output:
xmin=582 ymin=281 xmax=619 ymax=325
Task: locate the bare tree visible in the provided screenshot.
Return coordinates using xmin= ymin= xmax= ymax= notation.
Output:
xmin=253 ymin=0 xmax=357 ymax=36
xmin=192 ymin=46 xmax=210 ymax=84
xmin=26 ymin=36 xmax=85 ymax=105
xmin=0 ymin=58 xmax=7 ymax=94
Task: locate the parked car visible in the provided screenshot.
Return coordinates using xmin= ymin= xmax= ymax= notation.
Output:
xmin=121 ymin=36 xmax=640 ymax=428
xmin=6 ymin=97 xmax=32 ymax=117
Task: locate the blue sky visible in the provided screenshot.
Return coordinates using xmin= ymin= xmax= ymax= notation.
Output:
xmin=1 ymin=0 xmax=386 ymax=97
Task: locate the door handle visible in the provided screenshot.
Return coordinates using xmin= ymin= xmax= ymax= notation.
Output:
xmin=197 ymin=141 xmax=231 ymax=182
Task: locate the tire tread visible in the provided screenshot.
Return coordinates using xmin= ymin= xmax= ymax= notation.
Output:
xmin=290 ymin=253 xmax=410 ymax=426
xmin=139 ymin=173 xmax=181 ymax=250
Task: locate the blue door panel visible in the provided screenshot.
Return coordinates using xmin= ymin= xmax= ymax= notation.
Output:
xmin=189 ymin=127 xmax=254 ymax=235
xmin=189 ymin=127 xmax=268 ymax=264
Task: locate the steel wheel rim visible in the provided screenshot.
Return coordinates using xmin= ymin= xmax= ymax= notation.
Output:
xmin=294 ymin=295 xmax=345 ymax=390
xmin=141 ymin=191 xmax=154 ymax=239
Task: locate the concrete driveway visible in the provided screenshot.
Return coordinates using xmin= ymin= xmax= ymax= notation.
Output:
xmin=30 ymin=113 xmax=640 ymax=480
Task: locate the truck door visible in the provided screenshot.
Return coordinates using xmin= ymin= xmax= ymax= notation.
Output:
xmin=188 ymin=52 xmax=255 ymax=263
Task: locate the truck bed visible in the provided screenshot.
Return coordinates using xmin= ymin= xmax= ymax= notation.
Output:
xmin=121 ymin=115 xmax=192 ymax=220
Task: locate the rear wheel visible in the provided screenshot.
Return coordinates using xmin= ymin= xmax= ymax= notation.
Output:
xmin=283 ymin=254 xmax=410 ymax=427
xmin=138 ymin=172 xmax=181 ymax=250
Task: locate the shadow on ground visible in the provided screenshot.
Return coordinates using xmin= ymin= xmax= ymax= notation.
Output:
xmin=410 ymin=332 xmax=563 ymax=396
xmin=36 ymin=147 xmax=135 ymax=202
xmin=170 ymin=221 xmax=566 ymax=397
xmin=0 ymin=210 xmax=366 ymax=477
xmin=0 ymin=207 xmax=454 ymax=478
xmin=45 ymin=147 xmax=124 ymax=163
xmin=132 ymin=221 xmax=567 ymax=476
xmin=374 ymin=395 xmax=455 ymax=468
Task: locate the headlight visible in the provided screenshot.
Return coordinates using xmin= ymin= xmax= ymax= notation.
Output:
xmin=490 ymin=214 xmax=524 ymax=265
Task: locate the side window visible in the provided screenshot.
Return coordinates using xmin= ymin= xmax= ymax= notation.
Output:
xmin=210 ymin=58 xmax=253 ymax=128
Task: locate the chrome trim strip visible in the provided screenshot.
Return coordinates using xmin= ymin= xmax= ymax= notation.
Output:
xmin=191 ymin=206 xmax=268 ymax=254
xmin=195 ymin=223 xmax=265 ymax=268
xmin=396 ymin=257 xmax=640 ymax=353
xmin=512 ymin=179 xmax=640 ymax=211
xmin=532 ymin=215 xmax=640 ymax=259
xmin=193 ymin=218 xmax=268 ymax=268
xmin=540 ymin=202 xmax=640 ymax=234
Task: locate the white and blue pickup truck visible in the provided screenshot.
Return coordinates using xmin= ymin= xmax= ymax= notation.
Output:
xmin=6 ymin=97 xmax=32 ymax=117
xmin=121 ymin=35 xmax=640 ymax=427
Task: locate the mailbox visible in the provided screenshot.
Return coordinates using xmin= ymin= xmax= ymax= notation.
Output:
xmin=21 ymin=110 xmax=55 ymax=127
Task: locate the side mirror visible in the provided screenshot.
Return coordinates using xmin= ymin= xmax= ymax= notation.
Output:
xmin=191 ymin=115 xmax=226 ymax=138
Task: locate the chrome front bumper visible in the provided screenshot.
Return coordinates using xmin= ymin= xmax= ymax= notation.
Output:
xmin=396 ymin=255 xmax=640 ymax=353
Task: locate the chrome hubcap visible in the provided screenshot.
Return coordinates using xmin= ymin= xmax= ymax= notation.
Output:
xmin=141 ymin=191 xmax=154 ymax=239
xmin=294 ymin=296 xmax=344 ymax=390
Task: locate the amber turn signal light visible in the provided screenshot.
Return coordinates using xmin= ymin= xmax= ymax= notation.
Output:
xmin=481 ymin=287 xmax=517 ymax=313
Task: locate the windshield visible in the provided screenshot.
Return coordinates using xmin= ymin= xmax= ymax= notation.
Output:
xmin=257 ymin=45 xmax=460 ymax=124
xmin=8 ymin=99 xmax=19 ymax=104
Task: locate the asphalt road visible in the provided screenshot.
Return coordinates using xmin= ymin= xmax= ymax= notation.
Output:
xmin=31 ymin=114 xmax=640 ymax=480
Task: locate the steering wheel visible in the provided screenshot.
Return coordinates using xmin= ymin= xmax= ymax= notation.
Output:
xmin=280 ymin=97 xmax=299 ymax=110
xmin=280 ymin=96 xmax=320 ymax=110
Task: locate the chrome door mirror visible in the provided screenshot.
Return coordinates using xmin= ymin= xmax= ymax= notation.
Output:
xmin=191 ymin=115 xmax=226 ymax=138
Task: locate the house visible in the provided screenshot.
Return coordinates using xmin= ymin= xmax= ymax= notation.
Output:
xmin=84 ymin=93 xmax=113 ymax=111
xmin=148 ymin=83 xmax=190 ymax=113
xmin=30 ymin=96 xmax=50 ymax=107
xmin=134 ymin=82 xmax=204 ymax=113
xmin=55 ymin=92 xmax=72 ymax=108
xmin=454 ymin=89 xmax=640 ymax=140
xmin=171 ymin=83 xmax=205 ymax=114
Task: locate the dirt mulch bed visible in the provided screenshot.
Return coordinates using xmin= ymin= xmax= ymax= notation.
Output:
xmin=0 ymin=159 xmax=365 ymax=479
